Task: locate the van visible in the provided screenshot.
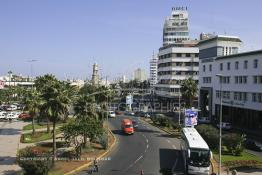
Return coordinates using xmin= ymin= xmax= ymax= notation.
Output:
xmin=121 ymin=119 xmax=134 ymax=134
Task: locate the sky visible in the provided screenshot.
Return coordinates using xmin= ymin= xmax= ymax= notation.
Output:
xmin=1 ymin=0 xmax=262 ymax=80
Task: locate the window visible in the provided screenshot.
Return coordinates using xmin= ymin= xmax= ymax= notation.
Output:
xmin=186 ymin=53 xmax=191 ymax=57
xmin=235 ymin=76 xmax=238 ymax=84
xmin=216 ymin=91 xmax=220 ymax=98
xmin=209 ymin=64 xmax=212 ymax=71
xmin=227 ymin=62 xmax=231 ymax=70
xmin=203 ymin=65 xmax=206 ymax=72
xmin=243 ymin=92 xmax=247 ymax=101
xmin=220 ymin=63 xmax=223 ymax=71
xmin=244 ymin=60 xmax=248 ymax=69
xmin=252 ymin=93 xmax=257 ymax=102
xmin=243 ymin=76 xmax=247 ymax=84
xmin=234 ymin=92 xmax=238 ymax=100
xmin=254 ymin=59 xmax=258 ymax=68
xmin=239 ymin=76 xmax=242 ymax=84
xmin=176 ymin=53 xmax=182 ymax=57
xmin=235 ymin=61 xmax=239 ymax=70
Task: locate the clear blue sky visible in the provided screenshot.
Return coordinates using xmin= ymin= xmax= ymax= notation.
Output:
xmin=1 ymin=0 xmax=262 ymax=80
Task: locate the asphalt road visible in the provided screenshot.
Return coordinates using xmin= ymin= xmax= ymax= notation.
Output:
xmin=78 ymin=115 xmax=184 ymax=175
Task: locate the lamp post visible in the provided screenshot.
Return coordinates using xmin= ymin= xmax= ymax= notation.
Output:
xmin=178 ymin=84 xmax=181 ymax=125
xmin=216 ymin=74 xmax=223 ymax=175
xmin=8 ymin=71 xmax=12 ymax=104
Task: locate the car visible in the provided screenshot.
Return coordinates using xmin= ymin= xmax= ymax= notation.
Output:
xmin=245 ymin=139 xmax=262 ymax=152
xmin=108 ymin=111 xmax=116 ymax=118
xmin=125 ymin=111 xmax=135 ymax=116
xmin=6 ymin=105 xmax=17 ymax=111
xmin=216 ymin=122 xmax=232 ymax=130
xmin=121 ymin=119 xmax=134 ymax=134
xmin=132 ymin=120 xmax=138 ymax=128
xmin=198 ymin=117 xmax=211 ymax=124
xmin=115 ymin=110 xmax=124 ymax=115
xmin=19 ymin=113 xmax=31 ymax=119
xmin=0 ymin=112 xmax=7 ymax=119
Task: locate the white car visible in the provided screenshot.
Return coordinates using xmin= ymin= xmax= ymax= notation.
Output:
xmin=0 ymin=112 xmax=7 ymax=119
xmin=6 ymin=105 xmax=17 ymax=111
xmin=217 ymin=122 xmax=232 ymax=130
xmin=108 ymin=111 xmax=116 ymax=118
xmin=6 ymin=112 xmax=19 ymax=120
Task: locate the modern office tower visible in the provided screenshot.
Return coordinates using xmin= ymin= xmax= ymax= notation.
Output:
xmin=163 ymin=7 xmax=189 ymax=46
xmin=155 ymin=7 xmax=199 ymax=103
xmin=149 ymin=55 xmax=158 ymax=87
xmin=134 ymin=68 xmax=147 ymax=82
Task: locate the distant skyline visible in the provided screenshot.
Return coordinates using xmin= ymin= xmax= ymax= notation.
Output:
xmin=1 ymin=0 xmax=262 ymax=80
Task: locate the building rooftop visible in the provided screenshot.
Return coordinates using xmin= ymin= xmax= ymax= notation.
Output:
xmin=159 ymin=40 xmax=199 ymax=51
xmin=216 ymin=49 xmax=262 ymax=60
xmin=198 ymin=35 xmax=242 ymax=45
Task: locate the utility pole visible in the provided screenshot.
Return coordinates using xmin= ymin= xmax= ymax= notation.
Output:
xmin=8 ymin=71 xmax=12 ymax=104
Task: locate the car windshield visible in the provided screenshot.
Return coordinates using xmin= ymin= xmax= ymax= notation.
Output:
xmin=125 ymin=125 xmax=133 ymax=128
xmin=189 ymin=149 xmax=210 ymax=167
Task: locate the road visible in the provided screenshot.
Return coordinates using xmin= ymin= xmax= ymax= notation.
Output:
xmin=0 ymin=120 xmax=27 ymax=175
xmin=78 ymin=115 xmax=184 ymax=175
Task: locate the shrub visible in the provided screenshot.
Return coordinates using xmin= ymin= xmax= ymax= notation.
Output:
xmin=99 ymin=133 xmax=108 ymax=149
xmin=224 ymin=160 xmax=259 ymax=168
xmin=196 ymin=124 xmax=219 ymax=150
xmin=17 ymin=146 xmax=52 ymax=175
xmin=223 ymin=133 xmax=245 ymax=156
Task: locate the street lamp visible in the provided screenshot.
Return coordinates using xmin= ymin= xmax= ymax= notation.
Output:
xmin=8 ymin=71 xmax=12 ymax=104
xmin=216 ymin=74 xmax=223 ymax=175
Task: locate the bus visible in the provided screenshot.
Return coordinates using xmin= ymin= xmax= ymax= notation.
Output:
xmin=180 ymin=127 xmax=212 ymax=175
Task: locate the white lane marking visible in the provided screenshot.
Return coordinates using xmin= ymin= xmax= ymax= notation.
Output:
xmin=146 ymin=139 xmax=148 ymax=143
xmin=166 ymin=139 xmax=171 ymax=143
xmin=134 ymin=155 xmax=143 ymax=164
xmin=172 ymin=145 xmax=176 ymax=149
xmin=146 ymin=144 xmax=149 ymax=149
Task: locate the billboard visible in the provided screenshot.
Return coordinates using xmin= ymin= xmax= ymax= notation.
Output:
xmin=126 ymin=95 xmax=133 ymax=105
xmin=184 ymin=109 xmax=198 ymax=127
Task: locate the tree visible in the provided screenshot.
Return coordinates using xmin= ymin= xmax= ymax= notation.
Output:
xmin=38 ymin=74 xmax=71 ymax=164
xmin=74 ymin=94 xmax=98 ymax=147
xmin=180 ymin=77 xmax=198 ymax=108
xmin=24 ymin=89 xmax=42 ymax=135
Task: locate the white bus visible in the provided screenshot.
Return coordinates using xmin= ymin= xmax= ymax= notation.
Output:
xmin=180 ymin=127 xmax=212 ymax=175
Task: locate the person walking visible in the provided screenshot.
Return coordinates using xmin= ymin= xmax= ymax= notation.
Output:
xmin=93 ymin=157 xmax=98 ymax=172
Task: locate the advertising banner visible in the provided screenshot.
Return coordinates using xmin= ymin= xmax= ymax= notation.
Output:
xmin=184 ymin=109 xmax=198 ymax=127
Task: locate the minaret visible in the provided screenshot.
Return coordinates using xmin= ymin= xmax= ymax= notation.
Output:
xmin=92 ymin=63 xmax=99 ymax=85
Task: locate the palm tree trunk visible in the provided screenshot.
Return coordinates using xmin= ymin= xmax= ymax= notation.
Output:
xmin=52 ymin=120 xmax=56 ymax=165
xmin=32 ymin=115 xmax=35 ymax=135
xmin=46 ymin=117 xmax=50 ymax=133
xmin=83 ymin=134 xmax=87 ymax=148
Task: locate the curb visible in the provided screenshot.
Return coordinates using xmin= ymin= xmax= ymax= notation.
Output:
xmin=140 ymin=118 xmax=175 ymax=136
xmin=64 ymin=128 xmax=117 ymax=175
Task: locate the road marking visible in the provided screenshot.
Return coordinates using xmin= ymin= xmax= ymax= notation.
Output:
xmin=146 ymin=144 xmax=149 ymax=149
xmin=166 ymin=139 xmax=171 ymax=143
xmin=146 ymin=139 xmax=148 ymax=143
xmin=134 ymin=155 xmax=143 ymax=164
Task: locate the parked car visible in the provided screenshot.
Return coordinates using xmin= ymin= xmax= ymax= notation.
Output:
xmin=19 ymin=113 xmax=31 ymax=119
xmin=216 ymin=122 xmax=232 ymax=130
xmin=132 ymin=120 xmax=138 ymax=128
xmin=108 ymin=111 xmax=116 ymax=118
xmin=0 ymin=112 xmax=7 ymax=119
xmin=198 ymin=117 xmax=211 ymax=124
xmin=125 ymin=111 xmax=135 ymax=116
xmin=245 ymin=139 xmax=262 ymax=152
xmin=6 ymin=105 xmax=17 ymax=111
xmin=6 ymin=113 xmax=18 ymax=120
xmin=115 ymin=110 xmax=124 ymax=115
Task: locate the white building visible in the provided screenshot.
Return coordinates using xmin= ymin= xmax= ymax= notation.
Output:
xmin=198 ymin=35 xmax=262 ymax=132
xmin=134 ymin=68 xmax=147 ymax=82
xmin=155 ymin=7 xmax=199 ymax=102
xmin=163 ymin=7 xmax=189 ymax=46
xmin=149 ymin=55 xmax=158 ymax=87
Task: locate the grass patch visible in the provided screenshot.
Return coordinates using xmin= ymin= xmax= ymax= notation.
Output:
xmin=21 ymin=129 xmax=62 ymax=143
xmin=23 ymin=123 xmax=63 ymax=131
xmin=213 ymin=150 xmax=262 ymax=169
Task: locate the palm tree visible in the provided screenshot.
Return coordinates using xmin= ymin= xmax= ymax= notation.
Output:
xmin=180 ymin=77 xmax=198 ymax=108
xmin=74 ymin=94 xmax=97 ymax=147
xmin=24 ymin=89 xmax=42 ymax=135
xmin=37 ymin=75 xmax=71 ymax=164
